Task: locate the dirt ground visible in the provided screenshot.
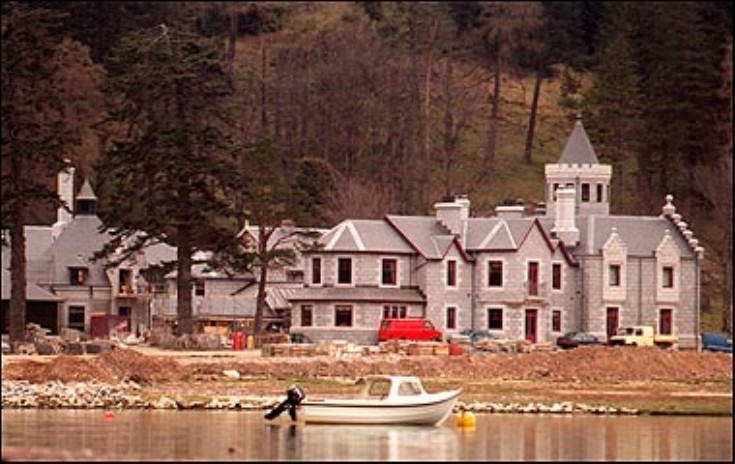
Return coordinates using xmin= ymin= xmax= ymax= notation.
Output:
xmin=2 ymin=345 xmax=732 ymax=414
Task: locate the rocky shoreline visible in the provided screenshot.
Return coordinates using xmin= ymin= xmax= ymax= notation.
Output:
xmin=1 ymin=379 xmax=638 ymax=415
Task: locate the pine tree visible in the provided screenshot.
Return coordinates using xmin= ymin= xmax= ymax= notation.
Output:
xmin=1 ymin=2 xmax=104 ymax=346
xmin=583 ymin=4 xmax=644 ymax=214
xmin=94 ymin=24 xmax=239 ymax=336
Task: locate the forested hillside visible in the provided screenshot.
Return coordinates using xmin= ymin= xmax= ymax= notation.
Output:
xmin=2 ymin=1 xmax=732 ymax=332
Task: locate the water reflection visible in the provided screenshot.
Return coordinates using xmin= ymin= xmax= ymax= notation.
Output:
xmin=1 ymin=410 xmax=731 ymax=461
xmin=267 ymin=423 xmax=457 ymax=461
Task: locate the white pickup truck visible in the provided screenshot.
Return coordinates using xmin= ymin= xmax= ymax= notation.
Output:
xmin=608 ymin=325 xmax=678 ymax=348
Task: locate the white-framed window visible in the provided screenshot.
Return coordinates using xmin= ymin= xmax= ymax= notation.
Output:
xmin=551 ymin=309 xmax=562 ymax=332
xmin=446 ymin=306 xmax=457 ymax=330
xmin=381 ymin=258 xmax=398 ymax=287
xmin=311 ymin=257 xmax=322 ymax=285
xmin=608 ymin=264 xmax=621 ymax=287
xmin=488 ymin=260 xmax=503 ymax=288
xmin=337 ymin=257 xmax=353 ymax=285
xmin=68 ymin=305 xmax=85 ymax=331
xmin=446 ymin=260 xmax=457 ymax=288
xmin=335 ymin=305 xmax=353 ymax=327
xmin=487 ymin=307 xmax=503 ymax=330
xmin=551 ymin=262 xmax=563 ymax=291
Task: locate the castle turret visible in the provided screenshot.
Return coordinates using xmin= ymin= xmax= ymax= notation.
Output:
xmin=545 ymin=118 xmax=612 ymax=218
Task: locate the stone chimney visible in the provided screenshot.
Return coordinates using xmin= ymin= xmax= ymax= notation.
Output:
xmin=495 ymin=205 xmax=525 ymax=219
xmin=552 ymin=187 xmax=579 ymax=245
xmin=52 ymin=161 xmax=74 ymax=240
xmin=434 ymin=195 xmax=470 ymax=242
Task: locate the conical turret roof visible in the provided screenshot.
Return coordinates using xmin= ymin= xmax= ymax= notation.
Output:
xmin=75 ymin=179 xmax=97 ymax=201
xmin=558 ymin=119 xmax=599 ymax=164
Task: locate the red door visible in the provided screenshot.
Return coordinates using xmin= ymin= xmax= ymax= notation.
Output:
xmin=659 ymin=309 xmax=673 ymax=335
xmin=525 ymin=309 xmax=538 ymax=343
xmin=528 ymin=262 xmax=539 ymax=296
xmin=606 ymin=307 xmax=619 ymax=341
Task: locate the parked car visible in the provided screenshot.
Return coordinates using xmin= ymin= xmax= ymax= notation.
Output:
xmin=378 ymin=318 xmax=443 ymax=342
xmin=701 ymin=332 xmax=732 ymax=353
xmin=556 ymin=332 xmax=604 ymax=349
xmin=448 ymin=329 xmax=499 ymax=344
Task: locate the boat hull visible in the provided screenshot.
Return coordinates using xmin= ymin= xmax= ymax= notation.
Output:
xmin=299 ymin=390 xmax=461 ymax=426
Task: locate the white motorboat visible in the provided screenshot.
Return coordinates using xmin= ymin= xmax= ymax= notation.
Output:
xmin=264 ymin=375 xmax=461 ymax=426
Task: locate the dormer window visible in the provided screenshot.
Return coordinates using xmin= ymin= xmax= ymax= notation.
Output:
xmin=609 ymin=264 xmax=621 ymax=287
xmin=662 ymin=266 xmax=674 ymax=288
xmin=69 ymin=267 xmax=88 ymax=285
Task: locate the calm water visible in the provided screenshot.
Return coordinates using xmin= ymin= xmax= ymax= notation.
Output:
xmin=1 ymin=410 xmax=732 ymax=461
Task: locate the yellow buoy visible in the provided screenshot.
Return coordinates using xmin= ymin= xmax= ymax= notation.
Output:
xmin=455 ymin=410 xmax=476 ymax=428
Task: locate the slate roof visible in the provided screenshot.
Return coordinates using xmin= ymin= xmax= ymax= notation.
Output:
xmin=320 ymin=219 xmax=415 ymax=254
xmin=289 ymin=286 xmax=426 ymax=303
xmin=75 ymin=179 xmax=98 ymax=201
xmin=538 ymin=215 xmax=695 ymax=258
xmin=558 ymin=119 xmax=599 ymax=164
xmin=42 ymin=215 xmax=113 ymax=286
xmin=385 ymin=216 xmax=455 ymax=259
xmin=0 ymin=267 xmax=62 ymax=301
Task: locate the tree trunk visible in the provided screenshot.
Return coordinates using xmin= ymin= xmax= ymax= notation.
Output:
xmin=253 ymin=226 xmax=271 ymax=339
xmin=523 ymin=69 xmax=543 ymax=164
xmin=175 ymin=233 xmax=193 ymax=336
xmin=9 ymin=202 xmax=28 ymax=348
xmin=421 ymin=17 xmax=439 ymax=210
xmin=227 ymin=5 xmax=237 ymax=79
xmin=483 ymin=38 xmax=502 ymax=178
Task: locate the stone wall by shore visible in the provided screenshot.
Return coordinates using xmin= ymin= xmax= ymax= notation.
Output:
xmin=1 ymin=380 xmax=637 ymax=415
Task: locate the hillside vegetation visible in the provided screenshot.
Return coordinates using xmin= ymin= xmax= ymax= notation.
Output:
xmin=2 ymin=1 xmax=731 ymax=334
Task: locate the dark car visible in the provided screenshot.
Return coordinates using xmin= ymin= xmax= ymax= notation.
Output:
xmin=556 ymin=332 xmax=603 ymax=349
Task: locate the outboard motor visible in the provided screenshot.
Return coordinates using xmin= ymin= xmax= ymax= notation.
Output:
xmin=264 ymin=384 xmax=305 ymax=421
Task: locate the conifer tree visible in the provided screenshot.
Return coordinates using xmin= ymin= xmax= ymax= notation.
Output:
xmin=583 ymin=4 xmax=643 ymax=214
xmin=1 ymin=2 xmax=104 ymax=347
xmin=94 ymin=24 xmax=239 ymax=336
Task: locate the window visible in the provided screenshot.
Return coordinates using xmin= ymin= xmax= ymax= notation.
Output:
xmin=487 ymin=308 xmax=503 ymax=330
xmin=311 ymin=257 xmax=322 ymax=285
xmin=383 ymin=305 xmax=407 ymax=319
xmin=337 ymin=258 xmax=352 ymax=284
xmin=527 ymin=262 xmax=539 ymax=296
xmin=68 ymin=306 xmax=85 ymax=331
xmin=194 ymin=280 xmax=205 ymax=296
xmin=119 ymin=269 xmax=132 ymax=294
xmin=69 ymin=267 xmax=88 ymax=285
xmin=581 ymin=183 xmax=590 ymax=202
xmin=609 ymin=264 xmax=621 ymax=287
xmin=662 ymin=266 xmax=674 ymax=288
xmin=335 ymin=305 xmax=353 ymax=327
xmin=553 ymin=183 xmax=559 ymax=199
xmin=446 ymin=307 xmax=457 ymax=330
xmin=381 ymin=259 xmax=397 ymax=286
xmin=286 ymin=270 xmax=304 ymax=282
xmin=552 ymin=263 xmax=562 ymax=290
xmin=552 ymin=310 xmax=561 ymax=332
xmin=596 ymin=184 xmax=603 ymax=202
xmin=446 ymin=260 xmax=457 ymax=287
xmin=301 ymin=305 xmax=313 ymax=327
xmin=488 ymin=261 xmax=503 ymax=287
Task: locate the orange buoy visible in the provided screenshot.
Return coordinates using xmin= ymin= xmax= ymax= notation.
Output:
xmin=103 ymin=411 xmax=116 ymax=420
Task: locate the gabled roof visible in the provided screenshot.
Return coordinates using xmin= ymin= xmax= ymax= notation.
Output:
xmin=0 ymin=268 xmax=62 ymax=301
xmin=576 ymin=215 xmax=695 ymax=258
xmin=42 ymin=215 xmax=113 ymax=286
xmin=319 ymin=219 xmax=415 ymax=254
xmin=384 ymin=215 xmax=455 ymax=259
xmin=558 ymin=119 xmax=599 ymax=164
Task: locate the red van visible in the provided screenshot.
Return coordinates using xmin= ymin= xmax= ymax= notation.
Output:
xmin=378 ymin=318 xmax=443 ymax=342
